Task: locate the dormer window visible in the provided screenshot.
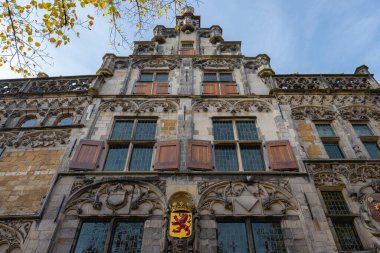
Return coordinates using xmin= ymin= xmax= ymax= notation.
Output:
xmin=134 ymin=72 xmax=170 ymax=95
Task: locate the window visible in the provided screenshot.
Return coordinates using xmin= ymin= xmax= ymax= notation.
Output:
xmin=134 ymin=72 xmax=169 ymax=95
xmin=363 ymin=142 xmax=380 ymax=159
xmin=315 ymin=123 xmax=345 ymax=159
xmin=20 ymin=118 xmax=37 ymax=128
xmin=353 ymin=124 xmax=374 ymax=136
xmin=104 ymin=119 xmax=156 ymax=172
xmin=181 ymin=43 xmax=194 ymax=49
xmin=217 ymin=221 xmax=286 ymax=253
xmin=213 ymin=119 xmax=265 ymax=171
xmin=57 ymin=116 xmax=73 ymax=126
xmin=180 ymin=42 xmax=195 ymax=55
xmin=321 ymin=191 xmax=363 ymax=251
xmin=352 ymin=123 xmax=380 ymax=159
xmin=74 ymin=221 xmax=144 ymax=253
xmin=202 ymin=72 xmax=238 ymax=95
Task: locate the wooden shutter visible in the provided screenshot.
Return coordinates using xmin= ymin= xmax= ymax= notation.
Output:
xmin=220 ymin=83 xmax=239 ymax=95
xmin=153 ymin=82 xmax=170 ymax=95
xmin=69 ymin=140 xmax=104 ymax=170
xmin=202 ymin=83 xmax=219 ymax=95
xmin=134 ymin=82 xmax=152 ymax=95
xmin=266 ymin=140 xmax=298 ymax=171
xmin=180 ymin=49 xmax=195 ymax=55
xmin=154 ymin=140 xmax=180 ymax=170
xmin=187 ymin=140 xmax=213 ymax=171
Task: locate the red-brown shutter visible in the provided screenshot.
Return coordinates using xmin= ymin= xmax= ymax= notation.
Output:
xmin=187 ymin=140 xmax=213 ymax=171
xmin=69 ymin=140 xmax=104 ymax=170
xmin=180 ymin=49 xmax=195 ymax=55
xmin=134 ymin=82 xmax=152 ymax=95
xmin=220 ymin=83 xmax=239 ymax=95
xmin=266 ymin=140 xmax=298 ymax=171
xmin=154 ymin=140 xmax=180 ymax=171
xmin=202 ymin=83 xmax=219 ymax=95
xmin=153 ymin=82 xmax=170 ymax=95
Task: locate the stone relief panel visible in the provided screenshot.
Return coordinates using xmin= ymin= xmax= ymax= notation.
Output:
xmin=291 ymin=106 xmax=336 ymax=120
xmin=0 ymin=220 xmax=32 ymax=252
xmin=192 ymin=58 xmax=241 ymax=70
xmin=65 ymin=178 xmax=167 ymax=216
xmin=0 ymin=129 xmax=71 ymax=148
xmin=197 ymin=181 xmax=297 ymax=216
xmin=132 ymin=58 xmax=181 ymax=70
xmin=338 ymin=105 xmax=380 ymax=121
xmin=192 ymin=99 xmax=272 ymax=113
xmin=98 ymin=99 xmax=180 ymax=114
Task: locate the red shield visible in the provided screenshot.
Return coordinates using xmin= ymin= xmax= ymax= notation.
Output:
xmin=367 ymin=193 xmax=380 ymax=223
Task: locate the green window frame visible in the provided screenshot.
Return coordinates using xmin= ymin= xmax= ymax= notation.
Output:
xmin=73 ymin=220 xmax=144 ymax=253
xmin=352 ymin=124 xmax=374 ymax=136
xmin=213 ymin=119 xmax=265 ymax=171
xmin=104 ymin=119 xmax=157 ymax=172
xmin=363 ymin=142 xmax=380 ymax=159
xmin=217 ymin=221 xmax=286 ymax=253
xmin=323 ymin=143 xmax=344 ymax=159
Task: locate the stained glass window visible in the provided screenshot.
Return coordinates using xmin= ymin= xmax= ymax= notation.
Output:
xmin=324 ymin=143 xmax=344 ymax=159
xmin=214 ymin=145 xmax=238 ymax=171
xmin=333 ymin=221 xmax=363 ymax=251
xmin=363 ymin=142 xmax=380 ymax=159
xmin=57 ymin=117 xmax=73 ymax=126
xmin=321 ymin=191 xmax=350 ymax=215
xmin=129 ymin=146 xmax=153 ymax=171
xmin=217 ymin=223 xmax=248 ymax=253
xmin=104 ymin=147 xmax=129 ymax=171
xmin=21 ymin=118 xmax=36 ymax=128
xmin=316 ymin=124 xmax=335 ymax=137
xmin=252 ymin=223 xmax=286 ymax=253
xmin=236 ymin=121 xmax=258 ymax=140
xmin=240 ymin=145 xmax=265 ymax=171
xmin=74 ymin=222 xmax=109 ymax=253
xmin=111 ymin=222 xmax=144 ymax=253
xmin=111 ymin=121 xmax=134 ymax=140
xmin=353 ymin=124 xmax=373 ymax=136
xmin=134 ymin=120 xmax=156 ymax=140
xmin=213 ymin=121 xmax=234 ymax=140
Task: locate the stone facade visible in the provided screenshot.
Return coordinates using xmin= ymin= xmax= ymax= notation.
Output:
xmin=0 ymin=6 xmax=379 ymax=253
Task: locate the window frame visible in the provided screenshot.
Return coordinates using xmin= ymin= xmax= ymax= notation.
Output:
xmin=217 ymin=218 xmax=286 ymax=253
xmin=314 ymin=121 xmax=345 ymax=159
xmin=103 ymin=118 xmax=157 ymax=172
xmin=351 ymin=122 xmax=380 ymax=159
xmin=318 ymin=188 xmax=364 ymax=251
xmin=212 ymin=118 xmax=265 ymax=172
xmin=135 ymin=71 xmax=170 ymax=95
xmin=71 ymin=217 xmax=145 ymax=253
xmin=202 ymin=72 xmax=238 ymax=95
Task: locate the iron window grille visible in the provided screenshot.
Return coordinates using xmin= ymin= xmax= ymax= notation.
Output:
xmin=72 ymin=219 xmax=144 ymax=253
xmin=321 ymin=191 xmax=363 ymax=251
xmin=212 ymin=119 xmax=265 ymax=171
xmin=104 ymin=119 xmax=157 ymax=172
xmin=217 ymin=220 xmax=286 ymax=253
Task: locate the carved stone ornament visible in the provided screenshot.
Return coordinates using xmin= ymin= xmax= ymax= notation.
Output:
xmin=306 ymin=162 xmax=380 ymax=186
xmin=244 ymin=54 xmax=271 ymax=69
xmin=99 ymin=99 xmax=179 ymax=113
xmin=197 ymin=181 xmax=297 ymax=215
xmin=0 ymin=220 xmax=32 ymax=252
xmin=291 ymin=106 xmax=335 ymax=120
xmin=338 ymin=105 xmax=380 ymax=121
xmin=65 ymin=179 xmax=167 ymax=215
xmin=134 ymin=42 xmax=155 ymax=55
xmin=0 ymin=97 xmax=91 ymax=110
xmin=132 ymin=58 xmax=180 ymax=70
xmin=274 ymin=76 xmax=322 ymax=90
xmin=192 ymin=99 xmax=272 ymax=113
xmin=192 ymin=58 xmax=241 ymax=70
xmin=0 ymin=129 xmax=70 ymax=148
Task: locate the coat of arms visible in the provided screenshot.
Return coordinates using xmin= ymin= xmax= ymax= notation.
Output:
xmin=169 ymin=192 xmax=194 ymax=238
xmin=367 ymin=193 xmax=380 ymax=223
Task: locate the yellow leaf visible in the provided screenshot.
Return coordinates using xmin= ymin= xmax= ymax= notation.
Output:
xmin=50 ymin=38 xmax=56 ymax=43
xmin=35 ymin=42 xmax=41 ymax=47
xmin=28 ymin=37 xmax=33 ymax=42
xmin=2 ymin=2 xmax=9 ymax=7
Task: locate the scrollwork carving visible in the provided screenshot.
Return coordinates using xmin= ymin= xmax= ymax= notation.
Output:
xmin=0 ymin=129 xmax=70 ymax=148
xmin=0 ymin=220 xmax=32 ymax=252
xmin=132 ymin=58 xmax=180 ymax=70
xmin=291 ymin=106 xmax=335 ymax=120
xmin=192 ymin=99 xmax=272 ymax=113
xmin=193 ymin=58 xmax=241 ymax=70
xmin=338 ymin=105 xmax=380 ymax=120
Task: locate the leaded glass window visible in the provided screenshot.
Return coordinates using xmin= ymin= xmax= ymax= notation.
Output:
xmin=106 ymin=119 xmax=157 ymax=171
xmin=104 ymin=147 xmax=129 ymax=171
xmin=363 ymin=142 xmax=380 ymax=159
xmin=213 ymin=121 xmax=234 ymax=140
xmin=240 ymin=145 xmax=265 ymax=171
xmin=111 ymin=121 xmax=134 ymax=140
xmin=316 ymin=124 xmax=335 ymax=137
xmin=252 ymin=223 xmax=286 ymax=253
xmin=353 ymin=124 xmax=373 ymax=136
xmin=321 ymin=191 xmax=350 ymax=215
xmin=74 ymin=222 xmax=109 ymax=253
xmin=129 ymin=146 xmax=153 ymax=171
xmin=214 ymin=145 xmax=238 ymax=171
xmin=217 ymin=223 xmax=248 ymax=253
xmin=324 ymin=143 xmax=344 ymax=159
xmin=57 ymin=117 xmax=73 ymax=126
xmin=236 ymin=121 xmax=258 ymax=140
xmin=333 ymin=221 xmax=363 ymax=251
xmin=111 ymin=222 xmax=144 ymax=253
xmin=74 ymin=221 xmax=144 ymax=253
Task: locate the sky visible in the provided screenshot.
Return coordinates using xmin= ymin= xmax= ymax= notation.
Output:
xmin=1 ymin=0 xmax=380 ymax=79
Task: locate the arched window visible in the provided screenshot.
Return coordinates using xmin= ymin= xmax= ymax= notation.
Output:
xmin=20 ymin=118 xmax=37 ymax=128
xmin=57 ymin=116 xmax=73 ymax=126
